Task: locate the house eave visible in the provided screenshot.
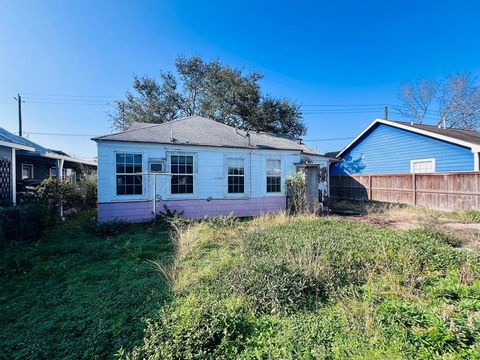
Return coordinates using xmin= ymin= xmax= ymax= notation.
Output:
xmin=95 ymin=138 xmax=318 ymax=155
xmin=17 ymin=150 xmax=97 ymax=167
xmin=0 ymin=139 xmax=35 ymax=151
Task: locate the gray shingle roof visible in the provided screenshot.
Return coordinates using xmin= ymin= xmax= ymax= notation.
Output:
xmin=94 ymin=116 xmax=320 ymax=155
xmin=393 ymin=121 xmax=480 ymax=146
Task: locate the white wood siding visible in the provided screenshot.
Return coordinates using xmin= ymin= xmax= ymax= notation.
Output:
xmin=97 ymin=141 xmax=328 ymax=203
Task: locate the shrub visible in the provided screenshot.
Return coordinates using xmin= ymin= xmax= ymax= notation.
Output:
xmin=285 ymin=172 xmax=308 ymax=214
xmin=78 ymin=173 xmax=97 ymax=209
xmin=154 ymin=205 xmax=189 ymax=231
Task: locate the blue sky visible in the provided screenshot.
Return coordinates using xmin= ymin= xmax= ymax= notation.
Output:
xmin=1 ymin=0 xmax=479 ymax=158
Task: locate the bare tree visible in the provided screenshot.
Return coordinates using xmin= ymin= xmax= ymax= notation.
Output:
xmin=398 ymin=73 xmax=480 ymax=130
xmin=437 ymin=73 xmax=480 ymax=130
xmin=397 ymin=79 xmax=437 ymax=124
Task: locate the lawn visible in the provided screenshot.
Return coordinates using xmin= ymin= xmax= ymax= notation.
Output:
xmin=0 ymin=211 xmax=173 ymax=359
xmin=2 ymin=212 xmax=480 ymax=359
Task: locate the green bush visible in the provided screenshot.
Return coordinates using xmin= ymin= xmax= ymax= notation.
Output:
xmin=36 ymin=177 xmax=97 ymax=212
xmin=285 ymin=172 xmax=308 ymax=214
xmin=78 ymin=173 xmax=97 ymax=209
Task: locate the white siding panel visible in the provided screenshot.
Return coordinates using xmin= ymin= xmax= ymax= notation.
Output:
xmin=97 ymin=141 xmax=307 ymax=203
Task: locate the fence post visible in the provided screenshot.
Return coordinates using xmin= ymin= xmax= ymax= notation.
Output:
xmin=413 ymin=173 xmax=417 ymax=206
xmin=477 ymin=173 xmax=480 ymax=210
xmin=368 ymin=174 xmax=372 ymax=200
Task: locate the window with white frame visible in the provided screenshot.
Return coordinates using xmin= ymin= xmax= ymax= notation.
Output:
xmin=266 ymin=159 xmax=281 ymax=193
xmin=170 ymin=155 xmax=194 ymax=194
xmin=22 ymin=164 xmax=34 ymax=180
xmin=65 ymin=168 xmax=76 ymax=183
xmin=227 ymin=158 xmax=245 ymax=194
xmin=116 ymin=153 xmax=143 ymax=195
xmin=411 ymin=159 xmax=435 ymax=173
xmin=49 ymin=167 xmax=75 ymax=182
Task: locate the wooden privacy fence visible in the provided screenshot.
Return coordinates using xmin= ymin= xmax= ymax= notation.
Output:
xmin=330 ymin=172 xmax=480 ymax=212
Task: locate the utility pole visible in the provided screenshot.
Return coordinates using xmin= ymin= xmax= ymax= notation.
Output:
xmin=384 ymin=106 xmax=389 ymax=120
xmin=13 ymin=93 xmax=24 ymax=136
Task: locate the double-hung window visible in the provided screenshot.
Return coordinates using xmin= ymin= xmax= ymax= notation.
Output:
xmin=266 ymin=159 xmax=281 ymax=193
xmin=116 ymin=153 xmax=143 ymax=195
xmin=22 ymin=164 xmax=34 ymax=180
xmin=171 ymin=155 xmax=194 ymax=194
xmin=227 ymin=158 xmax=245 ymax=194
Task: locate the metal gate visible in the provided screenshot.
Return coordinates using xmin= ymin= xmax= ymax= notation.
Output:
xmin=0 ymin=155 xmax=11 ymax=206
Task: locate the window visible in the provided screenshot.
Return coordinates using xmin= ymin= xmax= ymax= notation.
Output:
xmin=411 ymin=159 xmax=435 ymax=173
xmin=171 ymin=155 xmax=194 ymax=194
xmin=49 ymin=167 xmax=62 ymax=179
xmin=50 ymin=167 xmax=75 ymax=181
xmin=266 ymin=159 xmax=281 ymax=193
xmin=65 ymin=168 xmax=76 ymax=184
xmin=227 ymin=158 xmax=245 ymax=194
xmin=22 ymin=164 xmax=34 ymax=179
xmin=116 ymin=153 xmax=143 ymax=195
xmin=149 ymin=161 xmax=165 ymax=173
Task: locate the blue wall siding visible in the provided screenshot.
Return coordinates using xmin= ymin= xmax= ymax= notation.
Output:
xmin=332 ymin=123 xmax=474 ymax=175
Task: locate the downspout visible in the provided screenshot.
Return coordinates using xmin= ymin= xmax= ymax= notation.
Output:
xmin=472 ymin=147 xmax=480 ymax=172
xmin=249 ymin=150 xmax=252 ymax=198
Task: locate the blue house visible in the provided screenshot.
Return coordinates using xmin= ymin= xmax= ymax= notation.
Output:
xmin=331 ymin=119 xmax=480 ymax=175
xmin=0 ymin=126 xmax=97 ymax=205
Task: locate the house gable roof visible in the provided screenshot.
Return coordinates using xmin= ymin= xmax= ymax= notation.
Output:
xmin=337 ymin=119 xmax=480 ymax=157
xmin=93 ymin=116 xmax=323 ymax=156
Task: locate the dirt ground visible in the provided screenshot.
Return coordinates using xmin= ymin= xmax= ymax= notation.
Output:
xmin=331 ymin=200 xmax=480 ymax=251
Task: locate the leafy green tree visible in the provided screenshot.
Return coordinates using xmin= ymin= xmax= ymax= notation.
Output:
xmin=110 ymin=56 xmax=306 ymax=137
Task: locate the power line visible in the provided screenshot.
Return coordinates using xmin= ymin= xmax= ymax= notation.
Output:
xmin=303 ymin=136 xmax=355 ymax=142
xmin=25 ymin=100 xmax=112 ymax=106
xmin=24 ymin=131 xmax=99 ymax=137
xmin=22 ymin=92 xmax=120 ymax=99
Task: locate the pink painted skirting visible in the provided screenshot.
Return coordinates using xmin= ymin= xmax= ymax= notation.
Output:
xmin=97 ymin=196 xmax=286 ymax=222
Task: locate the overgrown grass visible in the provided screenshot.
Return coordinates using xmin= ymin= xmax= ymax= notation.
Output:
xmin=128 ymin=214 xmax=480 ymax=359
xmin=0 ymin=211 xmax=173 ymax=360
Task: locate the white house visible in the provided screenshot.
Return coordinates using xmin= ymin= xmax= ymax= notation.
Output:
xmin=93 ymin=116 xmax=330 ymax=222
